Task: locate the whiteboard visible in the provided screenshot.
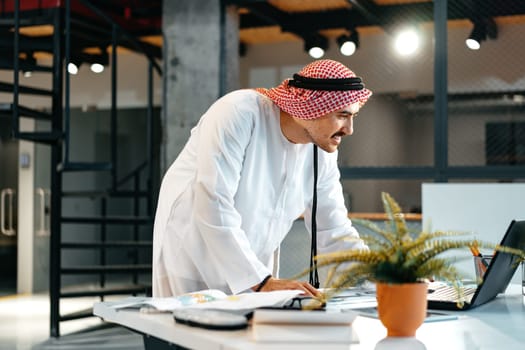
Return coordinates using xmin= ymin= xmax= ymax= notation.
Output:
xmin=422 ymin=183 xmax=525 ymax=284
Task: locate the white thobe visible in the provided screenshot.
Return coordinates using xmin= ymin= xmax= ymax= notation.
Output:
xmin=152 ymin=89 xmax=365 ymax=296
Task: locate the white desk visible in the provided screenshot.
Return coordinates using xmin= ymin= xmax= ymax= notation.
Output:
xmin=93 ymin=285 xmax=525 ymax=350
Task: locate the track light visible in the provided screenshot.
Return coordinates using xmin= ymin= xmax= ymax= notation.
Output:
xmin=337 ymin=30 xmax=359 ymax=56
xmin=466 ymin=22 xmax=485 ymax=50
xmin=66 ymin=50 xmax=108 ymax=75
xmin=84 ymin=51 xmax=108 ymax=74
xmin=67 ymin=57 xmax=83 ymax=75
xmin=90 ymin=63 xmax=104 ymax=73
xmin=465 ymin=19 xmax=497 ymax=50
xmin=304 ymin=34 xmax=328 ymax=59
xmin=89 ymin=50 xmax=109 ymax=73
xmin=67 ymin=62 xmax=79 ymax=75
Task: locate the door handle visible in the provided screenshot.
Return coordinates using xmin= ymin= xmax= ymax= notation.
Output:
xmin=1 ymin=188 xmax=16 ymax=236
xmin=36 ymin=187 xmax=50 ymax=237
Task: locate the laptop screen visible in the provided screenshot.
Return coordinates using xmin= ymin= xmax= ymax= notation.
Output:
xmin=472 ymin=220 xmax=525 ymax=306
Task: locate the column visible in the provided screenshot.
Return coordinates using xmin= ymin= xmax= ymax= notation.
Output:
xmin=161 ymin=0 xmax=239 ymax=172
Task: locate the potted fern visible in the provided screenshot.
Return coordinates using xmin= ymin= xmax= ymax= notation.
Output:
xmin=311 ymin=192 xmax=524 ymax=337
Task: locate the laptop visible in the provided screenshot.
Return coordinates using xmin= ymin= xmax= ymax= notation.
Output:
xmin=427 ymin=220 xmax=525 ymax=311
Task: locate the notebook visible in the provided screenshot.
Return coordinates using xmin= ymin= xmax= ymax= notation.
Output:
xmin=427 ymin=220 xmax=525 ymax=311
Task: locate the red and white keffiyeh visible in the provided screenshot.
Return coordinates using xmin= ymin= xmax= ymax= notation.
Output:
xmin=256 ymin=59 xmax=372 ymax=120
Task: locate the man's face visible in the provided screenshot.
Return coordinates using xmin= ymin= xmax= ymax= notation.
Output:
xmin=297 ymin=102 xmax=361 ymax=153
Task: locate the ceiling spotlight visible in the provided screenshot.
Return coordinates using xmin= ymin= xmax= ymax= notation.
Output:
xmin=304 ymin=34 xmax=328 ymax=59
xmin=466 ymin=22 xmax=485 ymax=50
xmin=308 ymin=47 xmax=324 ymax=59
xmin=337 ymin=30 xmax=359 ymax=56
xmin=67 ymin=62 xmax=79 ymax=75
xmin=394 ymin=27 xmax=420 ymax=56
xmin=466 ymin=19 xmax=497 ymax=50
xmin=90 ymin=63 xmax=104 ymax=73
xmin=81 ymin=49 xmax=109 ymax=74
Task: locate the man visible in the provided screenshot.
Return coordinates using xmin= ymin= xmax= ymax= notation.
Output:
xmin=152 ymin=59 xmax=372 ymax=297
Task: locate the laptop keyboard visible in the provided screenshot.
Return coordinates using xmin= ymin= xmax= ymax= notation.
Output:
xmin=427 ymin=283 xmax=477 ymax=303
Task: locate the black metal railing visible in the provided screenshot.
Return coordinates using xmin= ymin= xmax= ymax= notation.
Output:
xmin=6 ymin=0 xmax=161 ymax=337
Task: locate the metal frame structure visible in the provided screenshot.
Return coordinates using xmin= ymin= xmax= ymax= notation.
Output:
xmin=5 ymin=0 xmax=161 ymax=337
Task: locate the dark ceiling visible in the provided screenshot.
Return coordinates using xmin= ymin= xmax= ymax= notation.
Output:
xmin=68 ymin=0 xmax=525 ymax=43
xmin=79 ymin=0 xmax=525 ymax=34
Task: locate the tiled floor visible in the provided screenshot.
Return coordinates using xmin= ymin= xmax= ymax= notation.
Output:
xmin=0 ymin=294 xmax=144 ymax=350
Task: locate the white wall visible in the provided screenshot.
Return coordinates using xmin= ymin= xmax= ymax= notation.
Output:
xmin=422 ymin=183 xmax=525 ymax=284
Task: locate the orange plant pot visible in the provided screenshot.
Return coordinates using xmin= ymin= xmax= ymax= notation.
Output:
xmin=376 ymin=282 xmax=428 ymax=337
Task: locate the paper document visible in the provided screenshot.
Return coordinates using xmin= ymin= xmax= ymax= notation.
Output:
xmin=108 ymin=289 xmax=228 ymax=311
xmin=187 ymin=290 xmax=303 ymax=311
xmin=108 ymin=289 xmax=303 ymax=313
xmin=325 ymin=285 xmax=378 ymax=310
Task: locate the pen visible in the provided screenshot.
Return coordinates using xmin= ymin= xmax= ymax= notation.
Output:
xmin=470 ymin=244 xmax=489 ymax=271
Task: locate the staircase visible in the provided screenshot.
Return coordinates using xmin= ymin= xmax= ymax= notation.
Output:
xmin=1 ymin=0 xmax=162 ymax=337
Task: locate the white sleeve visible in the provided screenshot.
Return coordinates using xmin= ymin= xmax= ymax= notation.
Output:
xmin=192 ymin=98 xmax=270 ymax=294
xmin=303 ymin=150 xmax=367 ymax=255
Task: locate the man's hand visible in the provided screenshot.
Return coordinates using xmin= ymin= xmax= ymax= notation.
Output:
xmin=252 ymin=277 xmax=321 ymax=297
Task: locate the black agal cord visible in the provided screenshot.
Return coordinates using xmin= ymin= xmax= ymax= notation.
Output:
xmin=288 ymin=74 xmax=364 ymax=91
xmin=292 ymin=74 xmax=366 ymax=288
xmin=309 ymin=144 xmax=320 ymax=288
